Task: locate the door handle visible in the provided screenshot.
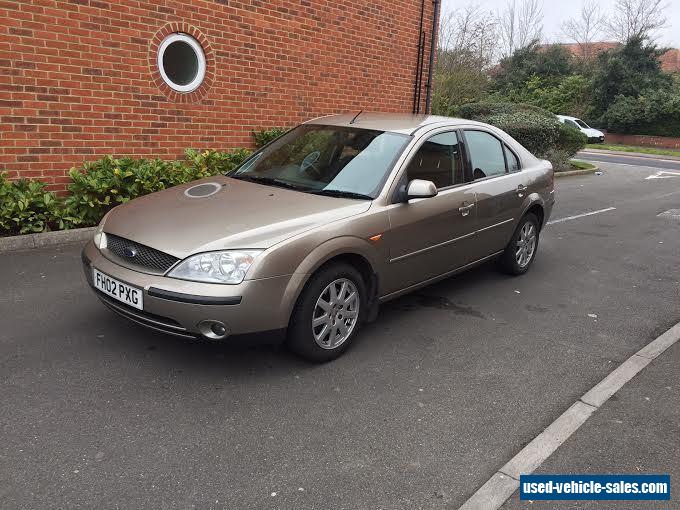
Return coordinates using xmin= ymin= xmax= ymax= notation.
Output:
xmin=458 ymin=203 xmax=474 ymax=217
xmin=517 ymin=184 xmax=527 ymax=197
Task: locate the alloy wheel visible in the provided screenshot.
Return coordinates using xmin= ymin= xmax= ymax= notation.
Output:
xmin=515 ymin=222 xmax=536 ymax=268
xmin=312 ymin=278 xmax=360 ymax=349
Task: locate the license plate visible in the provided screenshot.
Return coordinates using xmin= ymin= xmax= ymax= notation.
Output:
xmin=93 ymin=268 xmax=144 ymax=310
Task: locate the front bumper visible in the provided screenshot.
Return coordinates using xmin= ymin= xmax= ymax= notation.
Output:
xmin=82 ymin=241 xmax=304 ymax=339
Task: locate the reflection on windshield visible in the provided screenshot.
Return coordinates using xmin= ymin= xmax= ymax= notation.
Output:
xmin=230 ymin=125 xmax=411 ymax=199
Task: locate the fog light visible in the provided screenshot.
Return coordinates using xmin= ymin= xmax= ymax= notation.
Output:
xmin=198 ymin=320 xmax=229 ymax=340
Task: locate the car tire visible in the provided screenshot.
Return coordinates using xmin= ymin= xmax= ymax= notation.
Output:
xmin=499 ymin=213 xmax=540 ymax=275
xmin=287 ymin=263 xmax=366 ymax=362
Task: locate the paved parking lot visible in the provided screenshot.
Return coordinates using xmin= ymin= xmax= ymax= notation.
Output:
xmin=2 ymin=159 xmax=679 ymax=509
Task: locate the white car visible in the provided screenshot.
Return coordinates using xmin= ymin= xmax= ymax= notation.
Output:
xmin=557 ymin=115 xmax=605 ymax=143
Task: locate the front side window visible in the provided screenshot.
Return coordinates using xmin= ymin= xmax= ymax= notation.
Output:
xmin=230 ymin=125 xmax=411 ymax=199
xmin=464 ymin=130 xmax=507 ymax=180
xmin=575 ymin=119 xmax=590 ymax=129
xmin=406 ymin=131 xmax=463 ymax=189
xmin=565 ymin=119 xmax=581 ymax=130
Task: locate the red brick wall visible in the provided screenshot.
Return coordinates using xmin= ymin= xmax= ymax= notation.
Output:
xmin=0 ymin=0 xmax=436 ymax=190
xmin=604 ymin=133 xmax=680 ymax=149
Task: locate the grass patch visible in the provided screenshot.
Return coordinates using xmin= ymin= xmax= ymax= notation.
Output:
xmin=568 ymin=160 xmax=596 ymax=170
xmin=586 ymin=143 xmax=680 ymax=157
xmin=554 ymin=160 xmax=596 ymax=172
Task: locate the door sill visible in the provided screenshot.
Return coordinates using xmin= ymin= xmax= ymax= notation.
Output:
xmin=378 ymin=250 xmax=504 ymax=303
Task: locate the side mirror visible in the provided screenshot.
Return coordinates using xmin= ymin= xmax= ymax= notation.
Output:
xmin=406 ymin=179 xmax=438 ymax=200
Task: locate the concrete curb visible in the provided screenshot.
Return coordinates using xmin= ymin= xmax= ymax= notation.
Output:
xmin=0 ymin=227 xmax=95 ymax=253
xmin=457 ymin=320 xmax=680 ymax=510
xmin=554 ymin=166 xmax=599 ymax=178
xmin=582 ymin=148 xmax=680 ymax=161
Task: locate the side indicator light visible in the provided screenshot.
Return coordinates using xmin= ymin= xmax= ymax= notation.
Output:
xmin=368 ymin=234 xmax=383 ymax=243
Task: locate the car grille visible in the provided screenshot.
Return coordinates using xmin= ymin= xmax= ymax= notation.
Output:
xmin=96 ymin=292 xmax=197 ymax=339
xmin=105 ymin=234 xmax=179 ymax=274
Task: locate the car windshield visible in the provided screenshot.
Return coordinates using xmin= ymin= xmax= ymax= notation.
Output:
xmin=575 ymin=119 xmax=590 ymax=129
xmin=228 ymin=125 xmax=411 ymax=199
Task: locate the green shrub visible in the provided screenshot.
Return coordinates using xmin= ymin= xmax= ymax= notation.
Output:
xmin=252 ymin=127 xmax=288 ymax=148
xmin=183 ymin=148 xmax=252 ymax=177
xmin=64 ymin=148 xmax=252 ymax=228
xmin=457 ymin=101 xmax=556 ymax=120
xmin=600 ymin=90 xmax=680 ymax=137
xmin=0 ymin=173 xmax=62 ymax=235
xmin=499 ymin=74 xmax=594 ymax=120
xmin=556 ymin=122 xmax=587 ymax=155
xmin=457 ymin=101 xmax=586 ymax=168
xmin=1 ymin=147 xmax=253 ymax=236
xmin=458 ymin=102 xmax=561 ymax=155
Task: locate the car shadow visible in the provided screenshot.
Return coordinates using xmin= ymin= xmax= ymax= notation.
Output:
xmin=90 ymin=259 xmax=512 ymax=378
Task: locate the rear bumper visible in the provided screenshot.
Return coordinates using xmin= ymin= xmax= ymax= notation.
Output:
xmin=82 ymin=241 xmax=304 ymax=338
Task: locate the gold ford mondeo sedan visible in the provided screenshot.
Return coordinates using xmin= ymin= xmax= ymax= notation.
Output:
xmin=82 ymin=113 xmax=555 ymax=361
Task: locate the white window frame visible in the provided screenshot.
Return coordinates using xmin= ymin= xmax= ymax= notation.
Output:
xmin=157 ymin=33 xmax=206 ymax=93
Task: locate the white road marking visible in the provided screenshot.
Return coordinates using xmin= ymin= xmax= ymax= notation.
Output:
xmin=546 ymin=207 xmax=616 ymax=225
xmin=457 ymin=321 xmax=680 ymax=510
xmin=645 ymin=170 xmax=680 ymax=180
xmin=658 ymin=209 xmax=680 ymax=219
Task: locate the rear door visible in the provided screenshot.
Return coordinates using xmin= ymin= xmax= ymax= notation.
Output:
xmin=382 ymin=130 xmax=478 ymax=295
xmin=462 ymin=129 xmax=526 ymax=255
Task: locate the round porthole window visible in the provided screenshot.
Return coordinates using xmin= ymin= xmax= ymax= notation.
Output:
xmin=157 ymin=33 xmax=206 ymax=93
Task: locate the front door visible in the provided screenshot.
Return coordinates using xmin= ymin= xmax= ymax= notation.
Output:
xmin=383 ymin=131 xmax=478 ymax=295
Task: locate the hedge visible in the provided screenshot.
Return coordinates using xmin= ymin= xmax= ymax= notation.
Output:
xmin=600 ymin=90 xmax=680 ymax=137
xmin=0 ymin=128 xmax=288 ymax=237
xmin=456 ymin=101 xmax=586 ymax=167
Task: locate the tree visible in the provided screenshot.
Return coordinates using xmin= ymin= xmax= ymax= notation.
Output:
xmin=492 ymin=41 xmax=574 ymax=93
xmin=434 ymin=5 xmax=497 ymax=114
xmin=497 ymin=0 xmax=544 ymax=58
xmin=603 ymin=0 xmax=668 ymax=42
xmin=561 ymin=1 xmax=604 ymax=61
xmin=437 ymin=5 xmax=498 ymax=73
xmin=501 ymin=74 xmax=593 ymax=118
xmin=590 ymin=35 xmax=672 ymax=117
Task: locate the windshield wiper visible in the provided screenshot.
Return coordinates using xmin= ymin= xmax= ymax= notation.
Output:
xmin=231 ymin=175 xmax=307 ymax=192
xmin=310 ymin=189 xmax=373 ymax=200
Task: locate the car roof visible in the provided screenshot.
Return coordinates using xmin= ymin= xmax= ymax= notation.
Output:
xmin=304 ymin=112 xmax=488 ymax=135
xmin=557 ymin=115 xmax=580 ymax=121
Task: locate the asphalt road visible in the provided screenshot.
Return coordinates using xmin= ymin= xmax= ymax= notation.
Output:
xmin=2 ymin=161 xmax=680 ymax=509
xmin=578 ymin=150 xmax=680 ymax=172
xmin=501 ymin=342 xmax=680 ymax=510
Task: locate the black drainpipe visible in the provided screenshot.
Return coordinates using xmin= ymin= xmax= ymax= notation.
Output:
xmin=412 ymin=0 xmax=426 ymax=113
xmin=424 ymin=0 xmax=440 ymax=114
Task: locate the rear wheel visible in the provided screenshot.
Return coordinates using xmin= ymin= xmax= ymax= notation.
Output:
xmin=499 ymin=213 xmax=540 ymax=275
xmin=287 ymin=263 xmax=365 ymax=362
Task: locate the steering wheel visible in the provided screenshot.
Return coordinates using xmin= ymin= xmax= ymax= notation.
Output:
xmin=300 ymin=151 xmax=322 ymax=177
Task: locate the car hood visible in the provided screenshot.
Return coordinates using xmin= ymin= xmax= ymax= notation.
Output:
xmin=583 ymin=128 xmax=604 ymax=137
xmin=102 ymin=176 xmax=371 ymax=258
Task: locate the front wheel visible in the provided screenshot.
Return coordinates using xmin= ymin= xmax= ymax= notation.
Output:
xmin=499 ymin=213 xmax=540 ymax=275
xmin=287 ymin=263 xmax=365 ymax=362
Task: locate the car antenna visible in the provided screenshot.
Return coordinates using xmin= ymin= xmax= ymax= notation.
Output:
xmin=349 ymin=93 xmax=378 ymax=125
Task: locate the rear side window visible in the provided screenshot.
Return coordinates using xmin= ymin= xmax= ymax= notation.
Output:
xmin=504 ymin=145 xmax=520 ymax=172
xmin=464 ymin=130 xmax=507 ymax=180
xmin=406 ymin=131 xmax=464 ymax=189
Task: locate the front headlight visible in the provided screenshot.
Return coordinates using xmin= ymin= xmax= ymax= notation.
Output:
xmin=93 ymin=223 xmax=107 ymax=250
xmin=167 ymin=250 xmax=263 ymax=284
